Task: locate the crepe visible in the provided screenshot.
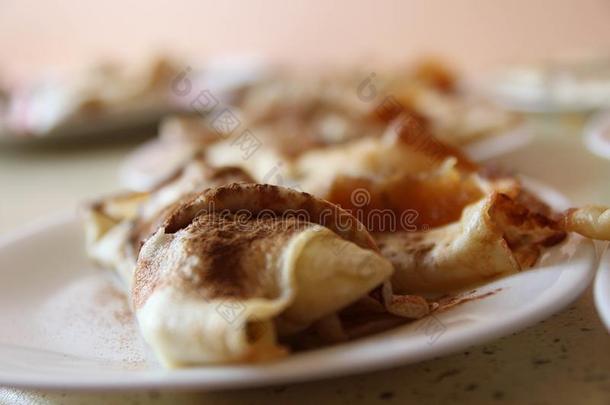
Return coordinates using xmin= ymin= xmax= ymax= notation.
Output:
xmin=293 ymin=115 xmax=477 ymax=196
xmin=80 ymin=59 xmax=610 ymax=368
xmin=311 ymin=142 xmax=572 ymax=294
xmin=135 ymin=58 xmax=513 ymax=190
xmin=388 ymin=83 xmax=519 ymax=146
xmin=234 ymin=59 xmax=516 ymax=148
xmin=133 ymin=184 xmax=394 ymax=365
xmin=284 ymin=105 xmax=595 ymax=295
xmin=375 ymin=192 xmax=566 ymax=294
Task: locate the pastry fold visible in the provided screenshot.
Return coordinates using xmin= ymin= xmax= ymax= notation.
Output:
xmin=134 ymin=184 xmax=393 ymax=366
xmin=375 ymin=192 xmax=566 ymax=294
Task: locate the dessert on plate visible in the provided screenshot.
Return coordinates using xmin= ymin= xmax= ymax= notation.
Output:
xmin=82 ymin=61 xmax=610 ymax=367
xmin=121 ymin=59 xmax=521 ymax=190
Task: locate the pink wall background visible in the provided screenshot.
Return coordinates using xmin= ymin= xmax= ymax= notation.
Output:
xmin=1 ymin=0 xmax=610 ymax=81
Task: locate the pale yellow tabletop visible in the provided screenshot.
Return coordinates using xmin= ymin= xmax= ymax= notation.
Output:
xmin=0 ymin=116 xmax=609 ymax=404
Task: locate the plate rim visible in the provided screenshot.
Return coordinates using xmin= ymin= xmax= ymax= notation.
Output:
xmin=594 ymin=244 xmax=610 ymax=332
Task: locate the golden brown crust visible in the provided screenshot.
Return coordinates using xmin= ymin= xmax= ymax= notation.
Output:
xmin=489 ymin=193 xmax=566 ymax=268
xmin=372 ymin=192 xmax=566 ymax=294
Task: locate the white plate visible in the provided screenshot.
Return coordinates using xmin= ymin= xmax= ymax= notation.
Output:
xmin=594 ymin=244 xmax=610 ymax=332
xmin=0 ymin=182 xmax=596 ymax=390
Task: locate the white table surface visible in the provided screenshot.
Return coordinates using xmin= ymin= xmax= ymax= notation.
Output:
xmin=1 ymin=115 xmax=609 ymax=404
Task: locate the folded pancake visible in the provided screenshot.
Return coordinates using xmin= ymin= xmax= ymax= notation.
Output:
xmin=294 ymin=115 xmax=477 ymax=197
xmin=80 ymin=60 xmax=610 ymax=367
xmin=129 ymin=60 xmax=515 ymax=189
xmin=204 ymin=104 xmax=384 ymax=185
xmin=317 ymin=156 xmax=571 ymax=294
xmin=169 ymin=65 xmax=481 ymax=188
xmin=377 ymin=60 xmax=519 ymax=145
xmin=184 ymin=73 xmax=384 ymax=183
xmin=133 ymin=184 xmax=394 ymax=365
xmin=83 ymin=159 xmax=254 ymax=285
xmin=390 ymin=84 xmax=519 ymax=146
xmin=375 ymin=192 xmax=566 ymax=294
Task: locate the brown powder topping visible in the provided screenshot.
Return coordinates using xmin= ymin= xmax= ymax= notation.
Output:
xmin=133 ymin=213 xmax=310 ymax=308
xmin=180 ymin=214 xmax=309 ymax=300
xmin=133 ymin=183 xmax=378 ymax=308
xmin=161 ymin=183 xmax=376 ymax=250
